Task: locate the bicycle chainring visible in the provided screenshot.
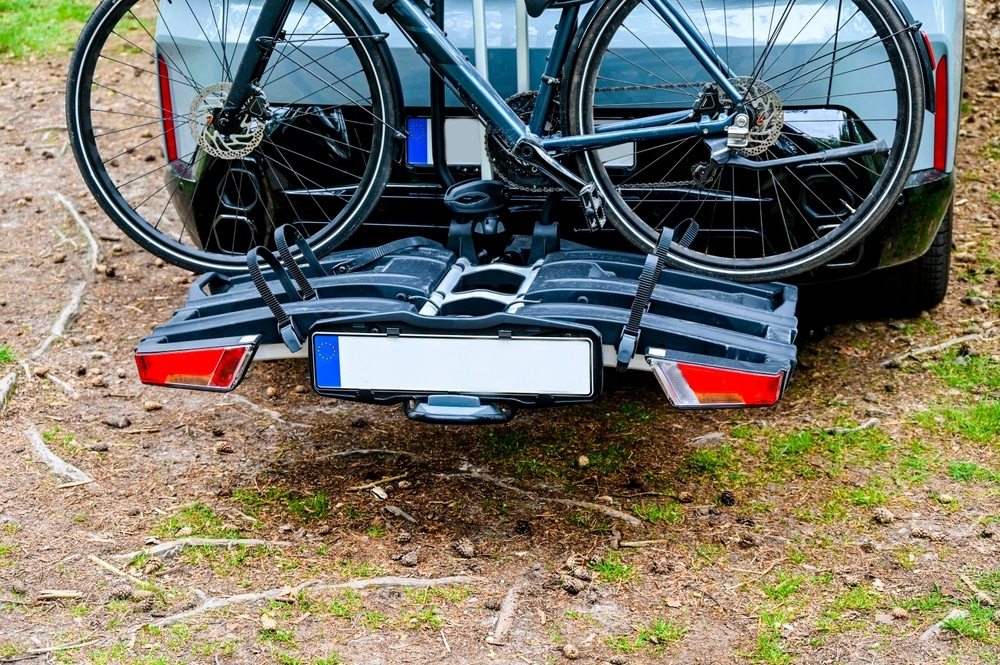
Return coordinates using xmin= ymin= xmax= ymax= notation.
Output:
xmin=189 ymin=83 xmax=266 ymax=160
xmin=487 ymin=91 xmax=561 ymax=192
xmin=720 ymin=77 xmax=784 ymax=157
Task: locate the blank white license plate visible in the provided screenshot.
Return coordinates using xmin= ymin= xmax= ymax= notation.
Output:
xmin=312 ymin=333 xmax=595 ymax=396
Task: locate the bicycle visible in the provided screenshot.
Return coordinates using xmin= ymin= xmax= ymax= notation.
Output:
xmin=67 ymin=0 xmax=927 ymax=280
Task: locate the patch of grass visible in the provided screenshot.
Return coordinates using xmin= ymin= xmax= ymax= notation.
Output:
xmin=983 ymin=140 xmax=1000 ymax=161
xmin=41 ymin=426 xmax=78 ymax=453
xmin=761 ymin=571 xmax=805 ymax=603
xmin=0 ymin=542 xmax=18 ymax=567
xmin=180 ymin=544 xmax=269 ymax=576
xmin=480 ymin=427 xmax=528 ymax=460
xmin=335 ymin=559 xmax=385 ymax=579
xmin=286 ymin=493 xmax=330 ymax=521
xmin=832 ymin=586 xmax=881 ymax=612
xmin=152 ymin=503 xmax=240 ymax=539
xmin=747 ymin=612 xmax=794 ymax=664
xmin=631 ymin=500 xmax=682 ymax=524
xmin=948 ymin=461 xmax=1000 ymax=483
xmin=313 ymin=655 xmax=342 ymax=665
xmin=607 ymin=618 xmax=687 ymax=655
xmin=588 ymin=551 xmax=638 ymax=583
xmin=930 ymin=352 xmax=1000 ymax=392
xmin=0 ymin=0 xmax=93 ymax=58
xmin=360 ymin=612 xmax=389 ymax=630
xmin=683 ymin=445 xmax=736 ymax=479
xmin=320 ymin=590 xmax=363 ymax=618
xmin=258 ymin=628 xmax=296 ymax=646
xmin=917 ymin=401 xmax=1000 ymax=443
xmin=586 ymin=442 xmax=632 ymax=475
xmin=694 ymin=542 xmax=724 ymax=568
xmin=0 ymin=345 xmax=16 ymax=365
xmin=565 ymin=510 xmax=611 ymax=532
xmin=274 ymin=653 xmax=302 ymax=665
xmin=402 ymin=606 xmax=444 ymax=629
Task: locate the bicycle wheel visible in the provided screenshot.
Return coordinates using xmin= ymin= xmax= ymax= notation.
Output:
xmin=68 ymin=0 xmax=397 ymax=274
xmin=566 ymin=0 xmax=924 ymax=281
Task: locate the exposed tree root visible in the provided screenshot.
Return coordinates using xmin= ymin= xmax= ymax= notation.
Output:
xmin=26 ymin=425 xmax=93 ymax=484
xmin=882 ymin=329 xmax=996 ymax=367
xmin=134 ymin=575 xmax=480 ymax=630
xmin=115 ymin=537 xmax=293 ymax=563
xmin=31 ymin=281 xmax=87 ymax=360
xmin=51 ymin=190 xmax=101 ymax=271
xmin=0 ymin=371 xmax=15 ymax=414
xmin=445 ymin=471 xmax=642 ymax=527
xmin=220 ymin=394 xmax=310 ymax=428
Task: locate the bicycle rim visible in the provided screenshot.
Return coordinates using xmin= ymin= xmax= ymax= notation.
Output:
xmin=567 ymin=0 xmax=922 ymax=281
xmin=67 ymin=0 xmax=395 ymax=274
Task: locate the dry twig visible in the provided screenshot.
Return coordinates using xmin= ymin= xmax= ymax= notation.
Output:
xmin=115 ymin=537 xmax=293 ymax=562
xmin=36 ymin=590 xmax=84 ymax=600
xmin=88 ymin=554 xmax=144 ymax=585
xmin=26 ymin=425 xmax=93 ymax=484
xmin=486 ymin=584 xmax=519 ymax=645
xmin=51 ymin=190 xmax=101 ymax=271
xmin=26 ymin=639 xmax=98 ymax=655
xmin=31 ymin=281 xmax=87 ymax=359
xmin=220 ymin=395 xmax=310 ymax=428
xmin=825 ymin=418 xmax=880 ymax=435
xmin=347 ymin=473 xmax=409 ymax=491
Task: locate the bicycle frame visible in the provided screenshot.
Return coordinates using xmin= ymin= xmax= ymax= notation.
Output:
xmin=384 ymin=0 xmax=746 ymax=151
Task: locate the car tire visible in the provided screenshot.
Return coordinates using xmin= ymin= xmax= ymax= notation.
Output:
xmin=870 ymin=200 xmax=953 ymax=316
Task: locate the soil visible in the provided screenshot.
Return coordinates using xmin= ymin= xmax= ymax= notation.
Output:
xmin=1 ymin=2 xmax=999 ymax=663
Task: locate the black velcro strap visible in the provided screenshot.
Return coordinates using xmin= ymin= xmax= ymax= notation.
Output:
xmin=274 ymin=225 xmax=326 ymax=300
xmin=616 ymin=228 xmax=674 ymax=372
xmin=247 ymin=247 xmax=304 ymax=353
xmin=330 ymin=237 xmax=439 ymax=274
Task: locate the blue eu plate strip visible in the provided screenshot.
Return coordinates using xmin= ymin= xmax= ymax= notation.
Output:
xmin=314 ymin=335 xmax=341 ymax=388
xmin=406 ymin=117 xmax=429 ymax=165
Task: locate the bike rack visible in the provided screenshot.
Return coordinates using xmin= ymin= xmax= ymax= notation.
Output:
xmin=135 ymin=220 xmax=798 ymax=424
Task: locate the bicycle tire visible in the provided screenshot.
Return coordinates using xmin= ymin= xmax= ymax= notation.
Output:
xmin=67 ymin=0 xmax=398 ymax=275
xmin=565 ymin=0 xmax=924 ymax=281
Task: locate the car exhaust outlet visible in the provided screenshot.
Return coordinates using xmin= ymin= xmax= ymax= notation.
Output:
xmin=646 ymin=352 xmax=785 ymax=408
xmin=135 ymin=335 xmax=260 ymax=391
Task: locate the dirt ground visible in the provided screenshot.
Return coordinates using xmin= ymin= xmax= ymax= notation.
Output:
xmin=1 ymin=2 xmax=999 ymax=663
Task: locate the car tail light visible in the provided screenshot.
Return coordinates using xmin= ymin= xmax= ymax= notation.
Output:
xmin=933 ymin=54 xmax=948 ymax=172
xmin=157 ymin=54 xmax=179 ymax=163
xmin=136 ymin=340 xmax=257 ymax=391
xmin=647 ymin=357 xmax=785 ymax=408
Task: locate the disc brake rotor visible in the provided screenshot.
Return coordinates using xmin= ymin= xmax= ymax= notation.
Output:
xmin=721 ymin=77 xmax=784 ymax=157
xmin=189 ymin=82 xmax=266 ymax=160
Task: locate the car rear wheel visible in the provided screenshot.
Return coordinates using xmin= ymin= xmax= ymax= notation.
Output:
xmin=67 ymin=0 xmax=397 ymax=274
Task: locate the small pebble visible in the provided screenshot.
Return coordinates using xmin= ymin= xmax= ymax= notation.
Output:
xmin=577 ymin=454 xmax=590 ymax=468
xmin=399 ymin=550 xmax=419 ymax=567
xmin=103 ymin=415 xmax=131 ymax=429
xmin=143 ymin=401 xmax=163 ymax=411
xmin=87 ymin=442 xmax=110 ymax=452
xmin=890 ymin=607 xmax=909 ymax=619
xmin=936 ymin=493 xmax=954 ymax=504
xmin=292 ymin=384 xmax=308 ymax=394
xmin=52 ymin=252 xmax=67 ymax=264
xmin=266 ymin=386 xmax=278 ymax=397
xmin=562 ymin=644 xmax=580 ymax=659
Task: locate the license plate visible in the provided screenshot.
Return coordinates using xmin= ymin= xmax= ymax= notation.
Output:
xmin=312 ymin=332 xmax=595 ymax=396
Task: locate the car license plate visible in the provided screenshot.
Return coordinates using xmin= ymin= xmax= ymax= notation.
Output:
xmin=312 ymin=332 xmax=595 ymax=396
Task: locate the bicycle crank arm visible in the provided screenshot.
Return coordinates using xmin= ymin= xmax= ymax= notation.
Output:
xmin=512 ymin=139 xmax=607 ymax=231
xmin=706 ymin=138 xmax=889 ymax=170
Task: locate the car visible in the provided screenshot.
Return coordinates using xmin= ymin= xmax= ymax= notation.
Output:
xmin=149 ymin=0 xmax=967 ymax=310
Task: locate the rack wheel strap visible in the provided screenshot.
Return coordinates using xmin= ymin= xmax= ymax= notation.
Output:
xmin=616 ymin=219 xmax=699 ymax=372
xmin=247 ymin=246 xmax=305 ymax=353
